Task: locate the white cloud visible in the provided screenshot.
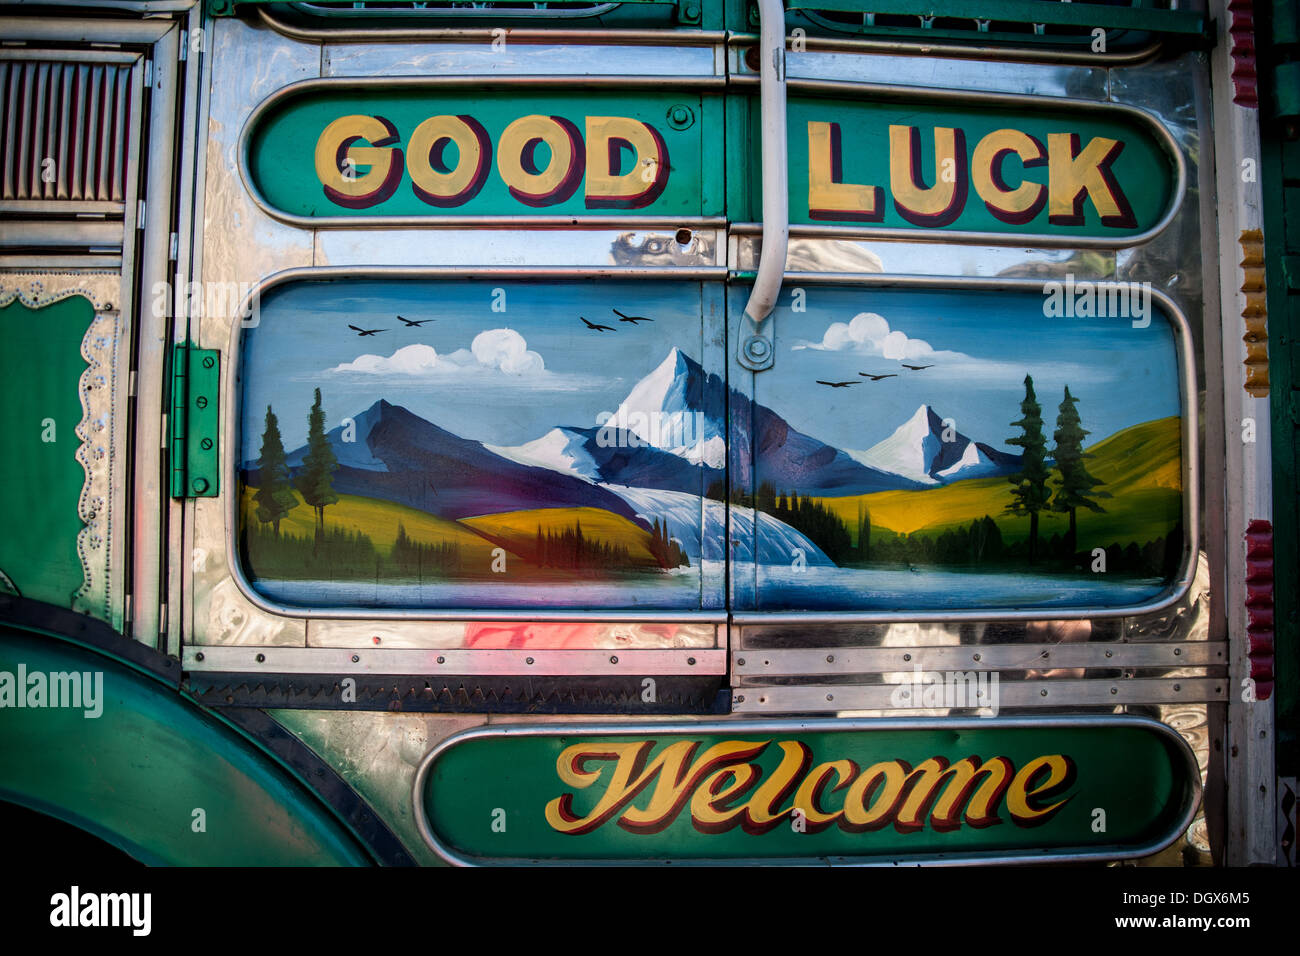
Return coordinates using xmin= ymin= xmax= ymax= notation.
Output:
xmin=326 ymin=329 xmax=545 ymax=379
xmin=793 ymin=312 xmax=936 ymax=360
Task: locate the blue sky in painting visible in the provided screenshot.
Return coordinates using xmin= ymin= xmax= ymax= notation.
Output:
xmin=757 ymin=286 xmax=1182 ymax=455
xmin=240 ymin=279 xmax=1182 ymax=462
xmin=240 ymin=278 xmax=711 ymax=459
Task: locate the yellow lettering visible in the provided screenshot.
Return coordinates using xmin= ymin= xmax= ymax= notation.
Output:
xmin=889 ymin=124 xmax=967 ymax=226
xmin=971 ymin=128 xmax=1047 ymax=225
xmin=496 ymin=114 xmax=584 ymax=207
xmin=406 ymin=114 xmax=491 ymax=208
xmin=584 ymin=116 xmax=669 ymax=209
xmin=1047 ymin=133 xmax=1133 ymax=227
xmin=314 ymin=114 xmax=402 ymax=209
xmin=808 ymin=120 xmax=882 ymax=222
xmin=1006 ymin=754 xmax=1076 ymax=825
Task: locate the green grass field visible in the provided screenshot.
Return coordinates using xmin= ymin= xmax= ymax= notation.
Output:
xmin=816 ymin=416 xmax=1182 ymax=551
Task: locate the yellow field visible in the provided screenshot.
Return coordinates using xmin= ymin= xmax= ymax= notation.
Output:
xmin=241 ymin=487 xmax=500 ymax=559
xmin=461 ymin=506 xmax=657 ymax=565
xmin=815 ymin=417 xmax=1183 ymax=549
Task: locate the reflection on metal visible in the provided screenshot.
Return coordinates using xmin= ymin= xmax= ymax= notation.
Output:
xmin=731 ymin=679 xmax=1226 ymax=713
xmin=258 ymin=4 xmax=726 ymax=45
xmin=732 ymin=641 xmax=1227 ymax=675
xmin=737 ymin=0 xmax=788 ymax=373
xmin=183 ymin=645 xmax=724 ymax=675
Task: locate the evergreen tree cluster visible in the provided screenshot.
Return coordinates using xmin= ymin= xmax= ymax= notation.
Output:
xmin=390 ymin=522 xmax=460 ymax=577
xmin=243 ymin=522 xmax=378 ymax=580
xmin=647 ymin=518 xmax=690 ymax=569
xmin=530 ymin=520 xmax=639 ymax=570
xmin=766 ymin=483 xmax=854 ymax=565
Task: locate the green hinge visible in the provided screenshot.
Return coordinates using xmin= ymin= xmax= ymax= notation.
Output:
xmin=169 ymin=344 xmax=220 ymax=499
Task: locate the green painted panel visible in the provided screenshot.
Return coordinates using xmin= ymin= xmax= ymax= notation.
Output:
xmin=746 ymin=93 xmax=1178 ymax=241
xmin=419 ymin=720 xmax=1197 ymax=862
xmin=246 ymin=84 xmax=721 ymax=221
xmin=0 ymin=298 xmax=90 ymax=607
xmin=0 ymin=627 xmax=371 ymax=865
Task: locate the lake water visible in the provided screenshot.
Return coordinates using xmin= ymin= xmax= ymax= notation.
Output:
xmin=253 ymin=560 xmax=1164 ymax=612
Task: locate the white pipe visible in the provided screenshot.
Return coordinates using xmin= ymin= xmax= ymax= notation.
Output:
xmin=741 ymin=0 xmax=789 ymax=333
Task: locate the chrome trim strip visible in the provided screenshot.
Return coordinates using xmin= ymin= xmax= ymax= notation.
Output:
xmin=258 ymin=5 xmax=728 ymax=46
xmin=731 ymin=641 xmax=1227 ymax=673
xmin=410 ymin=714 xmax=1202 ymax=866
xmin=183 ymin=645 xmax=726 ymax=675
xmin=727 ymin=75 xmax=1188 ymax=250
xmin=237 ymin=73 xmax=728 ymax=231
xmin=224 ymin=264 xmax=729 ymax=624
xmin=731 ymin=31 xmax=1165 ymax=68
xmin=729 ymin=273 xmax=1200 ymax=624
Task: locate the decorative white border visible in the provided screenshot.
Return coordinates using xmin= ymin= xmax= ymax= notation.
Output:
xmin=0 ymin=273 xmax=124 ymax=623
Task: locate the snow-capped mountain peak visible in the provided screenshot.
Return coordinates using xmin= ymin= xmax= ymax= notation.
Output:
xmin=605 ymin=348 xmax=727 ymax=470
xmin=850 ymin=404 xmax=1020 ymax=485
xmin=485 ymin=427 xmax=600 ymax=483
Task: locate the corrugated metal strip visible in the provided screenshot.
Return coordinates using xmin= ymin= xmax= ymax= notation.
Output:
xmin=0 ymin=59 xmax=132 ymax=204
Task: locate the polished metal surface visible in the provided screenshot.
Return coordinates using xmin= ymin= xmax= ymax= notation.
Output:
xmin=183 ymin=645 xmax=726 ymax=675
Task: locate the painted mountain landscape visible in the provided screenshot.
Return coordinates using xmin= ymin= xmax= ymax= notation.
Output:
xmin=237 ymin=280 xmax=1186 ymax=612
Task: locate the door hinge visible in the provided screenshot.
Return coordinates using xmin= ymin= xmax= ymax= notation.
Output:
xmin=169 ymin=343 xmax=221 ymax=498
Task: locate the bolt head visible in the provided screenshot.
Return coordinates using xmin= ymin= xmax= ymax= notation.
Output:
xmin=191 ymin=477 xmax=209 ymax=494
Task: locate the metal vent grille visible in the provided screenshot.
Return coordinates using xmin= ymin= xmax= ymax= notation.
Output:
xmin=1 ymin=59 xmax=133 ymax=206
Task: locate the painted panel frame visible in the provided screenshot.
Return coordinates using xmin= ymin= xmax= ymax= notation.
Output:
xmin=727 ymin=272 xmax=1200 ymax=623
xmin=411 ymin=715 xmax=1203 ymax=865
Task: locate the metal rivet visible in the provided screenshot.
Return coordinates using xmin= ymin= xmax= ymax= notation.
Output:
xmin=972 ymin=653 xmax=980 ymax=662
xmin=1174 ymin=647 xmax=1181 ymax=655
xmin=1105 ymin=650 xmax=1113 ymax=657
xmin=737 ymin=657 xmax=746 ymax=666
xmin=826 ymin=654 xmax=834 ymax=663
xmin=734 ymin=695 xmax=745 ymax=704
xmin=1040 ymin=689 xmax=1048 ymax=697
xmin=526 ymin=657 xmax=534 ymax=665
xmin=351 ymin=654 xmax=359 ymax=663
xmin=609 ymin=656 xmax=618 ymax=664
xmin=1173 ymin=683 xmax=1181 ymax=691
xmin=826 ymin=694 xmax=834 ymax=702
xmin=195 ymin=652 xmax=204 ymax=662
xmin=436 ymin=656 xmax=445 ymax=664
xmin=191 ymin=477 xmax=209 ymax=494
xmin=687 ymin=657 xmax=696 ymax=666
xmin=903 ymin=653 xmax=911 ymax=662
xmin=255 ymin=653 xmax=265 ymax=663
xmin=1111 ymin=687 xmax=1118 ymax=695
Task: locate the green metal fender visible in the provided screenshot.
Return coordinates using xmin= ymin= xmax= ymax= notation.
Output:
xmin=0 ymin=623 xmax=378 ymax=866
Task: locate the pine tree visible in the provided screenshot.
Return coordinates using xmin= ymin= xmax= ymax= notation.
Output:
xmin=1004 ymin=374 xmax=1051 ymax=563
xmin=253 ymin=404 xmax=298 ymax=535
xmin=1050 ymin=385 xmax=1108 ymax=555
xmin=296 ymin=388 xmax=340 ymax=541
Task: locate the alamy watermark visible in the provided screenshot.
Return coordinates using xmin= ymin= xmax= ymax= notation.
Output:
xmin=594 ymin=409 xmax=710 ymax=450
xmin=1042 ymin=273 xmax=1152 ymax=328
xmin=889 ymin=664 xmax=1000 ymax=717
xmin=0 ymin=665 xmax=103 ymax=718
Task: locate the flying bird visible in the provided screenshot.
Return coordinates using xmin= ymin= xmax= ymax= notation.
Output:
xmin=580 ymin=316 xmax=616 ymax=332
xmin=901 ymin=363 xmax=933 ymax=371
xmin=859 ymin=372 xmax=898 ymax=381
xmin=348 ymin=324 xmax=386 ymax=337
xmin=613 ymin=308 xmax=653 ymax=324
xmin=397 ymin=315 xmax=434 ymax=327
xmin=816 ymin=380 xmax=860 ymax=388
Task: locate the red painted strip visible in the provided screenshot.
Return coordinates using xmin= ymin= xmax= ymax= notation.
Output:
xmin=1243 ymin=519 xmax=1274 ymax=699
